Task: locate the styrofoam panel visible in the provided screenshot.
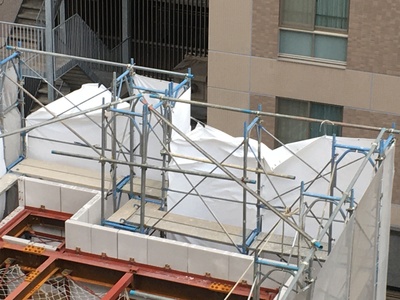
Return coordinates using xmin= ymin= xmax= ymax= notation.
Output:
xmin=65 ymin=219 xmax=92 ymax=253
xmin=70 ymin=206 xmax=89 ymax=222
xmin=60 ymin=187 xmax=97 ymax=214
xmin=228 ymin=253 xmax=254 ymax=285
xmin=0 ymin=206 xmax=24 ymax=229
xmin=24 ymin=179 xmax=61 ymax=211
xmin=147 ymin=236 xmax=188 ymax=272
xmin=31 ymin=224 xmax=63 ymax=237
xmin=188 ymin=244 xmax=229 ymax=279
xmin=91 ymin=224 xmax=118 ymax=258
xmin=117 ymin=230 xmax=148 ymax=264
xmin=2 ymin=235 xmax=58 ymax=251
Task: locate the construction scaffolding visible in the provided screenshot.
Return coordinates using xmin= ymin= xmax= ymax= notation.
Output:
xmin=0 ymin=47 xmax=397 ymax=300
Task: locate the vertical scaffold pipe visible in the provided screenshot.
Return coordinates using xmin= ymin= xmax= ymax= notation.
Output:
xmin=256 ymin=106 xmax=262 ymax=233
xmin=242 ymin=121 xmax=249 ymax=254
xmin=17 ymin=55 xmax=26 ymax=157
xmin=112 ymin=72 xmax=118 ymax=212
xmin=140 ymin=103 xmax=149 ymax=234
xmin=328 ymin=134 xmax=338 ymax=253
xmin=101 ymin=98 xmax=107 ymax=223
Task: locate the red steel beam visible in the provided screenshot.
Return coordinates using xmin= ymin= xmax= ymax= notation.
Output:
xmin=101 ymin=272 xmax=133 ymax=300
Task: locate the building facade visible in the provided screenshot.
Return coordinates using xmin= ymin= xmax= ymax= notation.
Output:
xmin=207 ymin=0 xmax=400 ymax=221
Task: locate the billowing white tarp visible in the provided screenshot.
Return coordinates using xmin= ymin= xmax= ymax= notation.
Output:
xmin=3 ymin=66 xmax=21 ymax=166
xmin=26 ymin=75 xmax=191 ymax=180
xmin=167 ymin=125 xmax=378 ymax=245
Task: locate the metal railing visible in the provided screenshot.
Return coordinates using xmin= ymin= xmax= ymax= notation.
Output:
xmin=53 ymin=14 xmax=123 ymax=75
xmin=0 ymin=21 xmax=45 ymax=78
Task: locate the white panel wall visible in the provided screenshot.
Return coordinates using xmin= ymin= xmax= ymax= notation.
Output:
xmin=117 ymin=230 xmax=148 ymax=264
xmin=91 ymin=224 xmax=119 ymax=258
xmin=61 ymin=187 xmax=97 ymax=214
xmin=148 ymin=236 xmax=188 ymax=272
xmin=188 ymin=244 xmax=230 ymax=279
xmin=65 ymin=219 xmax=92 ymax=253
xmin=19 ymin=177 xmax=98 ymax=214
xmin=24 ymin=179 xmax=61 ymax=211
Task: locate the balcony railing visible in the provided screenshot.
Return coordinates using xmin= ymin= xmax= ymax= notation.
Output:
xmin=0 ymin=21 xmax=46 ymax=78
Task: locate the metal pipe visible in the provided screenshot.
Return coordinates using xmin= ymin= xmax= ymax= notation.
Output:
xmin=242 ymin=121 xmax=249 ymax=254
xmin=169 ymin=152 xmax=295 ymax=179
xmin=6 ymin=46 xmax=192 ymax=78
xmin=256 ymin=258 xmax=299 ymax=272
xmin=0 ymin=96 xmax=137 ymax=139
xmin=129 ymin=290 xmax=175 ymax=300
xmin=51 ymin=150 xmax=241 ymax=181
xmin=148 ymin=105 xmax=316 ymax=245
xmin=151 ymin=95 xmax=400 ymax=134
xmin=0 ymin=52 xmax=20 ymax=66
xmin=280 ymin=128 xmax=387 ymax=300
xmin=139 ymin=104 xmax=149 ymax=233
xmin=112 ymin=72 xmax=118 ymax=213
xmin=101 ymin=98 xmax=106 ymax=223
xmin=256 ymin=111 xmax=262 ymax=233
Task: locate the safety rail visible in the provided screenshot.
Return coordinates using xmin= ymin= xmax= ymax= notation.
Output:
xmin=0 ymin=21 xmax=45 ymax=78
xmin=53 ymin=14 xmax=124 ymax=75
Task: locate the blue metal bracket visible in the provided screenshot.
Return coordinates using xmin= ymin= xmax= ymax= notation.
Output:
xmin=256 ymin=258 xmax=299 ymax=272
xmin=102 ymin=220 xmax=138 ymax=232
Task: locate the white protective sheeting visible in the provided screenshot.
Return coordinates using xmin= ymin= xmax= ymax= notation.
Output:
xmin=3 ymin=66 xmax=21 ymax=166
xmin=310 ymin=145 xmax=394 ymax=300
xmin=167 ymin=125 xmax=378 ymax=246
xmin=26 ymin=75 xmax=191 ymax=181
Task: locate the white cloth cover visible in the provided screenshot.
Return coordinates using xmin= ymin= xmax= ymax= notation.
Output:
xmin=26 ymin=75 xmax=191 ymax=181
xmin=167 ymin=125 xmax=379 ymax=246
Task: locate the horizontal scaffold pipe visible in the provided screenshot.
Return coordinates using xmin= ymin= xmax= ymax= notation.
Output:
xmin=0 ymin=95 xmax=140 ymax=139
xmin=151 ymin=95 xmax=400 ymax=134
xmin=6 ymin=46 xmax=192 ymax=78
xmin=170 ymin=152 xmax=295 ymax=180
xmin=50 ymin=150 xmax=242 ymax=181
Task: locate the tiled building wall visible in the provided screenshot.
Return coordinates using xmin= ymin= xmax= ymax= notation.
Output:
xmin=249 ymin=94 xmax=276 ymax=149
xmin=347 ymin=0 xmax=400 ymax=76
xmin=251 ymin=0 xmax=279 ymax=58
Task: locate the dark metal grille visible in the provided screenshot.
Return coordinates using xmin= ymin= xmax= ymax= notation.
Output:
xmin=62 ymin=0 xmax=208 ymax=78
xmin=131 ymin=0 xmax=209 ymax=76
xmin=64 ymin=0 xmax=123 ymax=49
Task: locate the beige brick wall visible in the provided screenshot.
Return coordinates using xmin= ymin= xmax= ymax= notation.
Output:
xmin=343 ymin=108 xmax=400 ymax=204
xmin=249 ymin=94 xmax=276 ymax=149
xmin=347 ymin=0 xmax=400 ymax=75
xmin=251 ymin=0 xmax=279 ymax=58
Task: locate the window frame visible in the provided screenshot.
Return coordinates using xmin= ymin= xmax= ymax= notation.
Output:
xmin=278 ymin=0 xmax=350 ymax=64
xmin=275 ymin=97 xmax=343 ymax=147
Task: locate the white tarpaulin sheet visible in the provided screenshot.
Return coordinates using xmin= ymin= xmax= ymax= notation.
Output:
xmin=26 ymin=75 xmax=191 ymax=180
xmin=167 ymin=125 xmax=378 ymax=244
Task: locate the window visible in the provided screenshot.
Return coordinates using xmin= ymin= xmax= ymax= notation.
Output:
xmin=276 ymin=98 xmax=343 ymax=146
xmin=279 ymin=0 xmax=349 ymax=62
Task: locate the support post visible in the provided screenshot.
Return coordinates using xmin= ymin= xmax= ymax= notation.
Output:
xmin=45 ymin=0 xmax=55 ymax=101
xmin=101 ymin=97 xmax=107 ymax=223
xmin=112 ymin=72 xmax=118 ymax=212
xmin=242 ymin=121 xmax=248 ymax=254
xmin=140 ymin=103 xmax=149 ymax=234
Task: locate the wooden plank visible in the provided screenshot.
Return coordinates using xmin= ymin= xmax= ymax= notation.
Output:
xmin=0 ymin=173 xmax=19 ymax=195
xmin=107 ymin=198 xmax=328 ymax=259
xmin=11 ymin=158 xmax=162 ymax=199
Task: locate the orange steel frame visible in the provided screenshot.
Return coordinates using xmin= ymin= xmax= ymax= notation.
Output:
xmin=0 ymin=207 xmax=278 ymax=300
